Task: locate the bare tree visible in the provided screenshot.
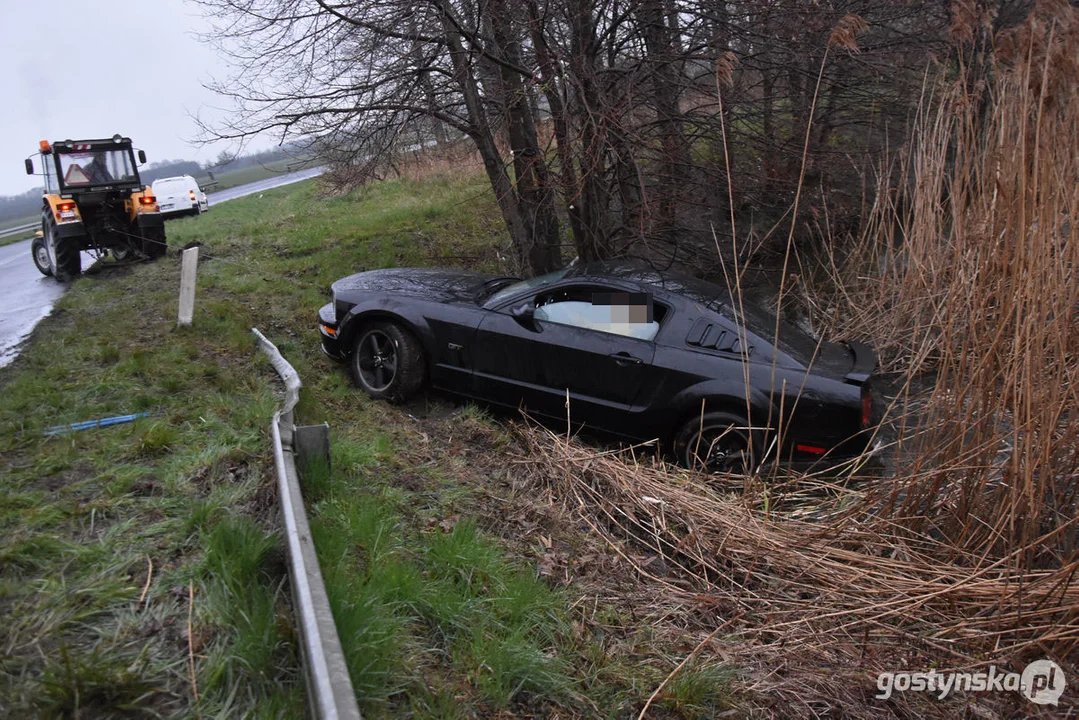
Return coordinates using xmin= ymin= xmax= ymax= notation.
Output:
xmin=196 ymin=0 xmax=994 ymax=274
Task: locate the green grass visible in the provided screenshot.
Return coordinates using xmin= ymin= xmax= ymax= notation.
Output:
xmin=0 ymin=169 xmax=736 ymax=717
xmin=307 ymin=445 xmax=573 ymax=713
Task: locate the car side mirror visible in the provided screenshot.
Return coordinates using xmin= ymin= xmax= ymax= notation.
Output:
xmin=137 ymin=150 xmax=147 ymax=164
xmin=510 ymin=301 xmax=537 ymax=328
xmin=25 ymin=158 xmax=34 ymax=175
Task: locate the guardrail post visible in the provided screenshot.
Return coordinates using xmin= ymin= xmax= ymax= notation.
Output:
xmin=178 ymin=246 xmax=199 ymax=326
xmin=295 ymin=424 xmax=332 ymax=472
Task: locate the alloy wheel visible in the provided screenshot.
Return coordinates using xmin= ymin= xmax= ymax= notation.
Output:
xmin=687 ymin=422 xmax=751 ymax=473
xmin=356 ymin=329 xmax=398 ymax=392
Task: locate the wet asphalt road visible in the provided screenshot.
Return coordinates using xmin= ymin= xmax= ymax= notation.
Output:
xmin=0 ymin=166 xmax=324 ymax=369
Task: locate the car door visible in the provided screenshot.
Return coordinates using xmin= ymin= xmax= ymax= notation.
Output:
xmin=472 ymin=283 xmax=659 ymax=434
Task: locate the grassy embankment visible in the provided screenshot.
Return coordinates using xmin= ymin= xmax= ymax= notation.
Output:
xmin=0 ymin=172 xmax=733 ymax=718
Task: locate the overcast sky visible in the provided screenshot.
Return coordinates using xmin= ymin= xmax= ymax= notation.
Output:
xmin=0 ymin=0 xmax=273 ymax=197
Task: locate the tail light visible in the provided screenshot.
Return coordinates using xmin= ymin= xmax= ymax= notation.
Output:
xmin=189 ymin=190 xmax=196 ymax=201
xmin=139 ymin=195 xmax=157 ymax=206
xmin=861 ymin=385 xmax=873 ymax=427
xmin=55 ymin=201 xmax=77 ymax=220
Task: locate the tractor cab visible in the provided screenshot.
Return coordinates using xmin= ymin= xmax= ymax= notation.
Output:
xmin=29 ymin=136 xmax=147 ymax=196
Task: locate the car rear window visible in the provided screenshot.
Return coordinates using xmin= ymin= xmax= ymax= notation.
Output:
xmin=655 ymin=272 xmax=824 ymax=365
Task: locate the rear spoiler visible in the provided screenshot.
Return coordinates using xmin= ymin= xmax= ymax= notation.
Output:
xmin=843 ymin=341 xmax=877 ymax=385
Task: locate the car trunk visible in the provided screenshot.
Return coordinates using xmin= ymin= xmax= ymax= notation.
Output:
xmin=806 ymin=340 xmax=876 ymax=385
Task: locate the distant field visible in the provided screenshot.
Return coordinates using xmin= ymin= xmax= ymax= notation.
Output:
xmin=0 ymin=214 xmax=37 ymax=232
xmin=200 ymin=157 xmax=319 ymax=193
xmin=0 ymin=215 xmax=38 ymax=247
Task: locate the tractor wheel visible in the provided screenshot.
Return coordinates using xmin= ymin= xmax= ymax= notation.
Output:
xmin=45 ymin=215 xmax=81 ymax=282
xmin=31 ymin=236 xmax=52 ymax=276
xmin=141 ymin=226 xmax=167 ymax=259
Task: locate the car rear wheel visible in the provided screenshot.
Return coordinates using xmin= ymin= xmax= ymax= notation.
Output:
xmin=673 ymin=411 xmax=755 ymax=473
xmin=31 ymin=236 xmax=52 ymax=276
xmin=350 ymin=322 xmax=426 ymax=403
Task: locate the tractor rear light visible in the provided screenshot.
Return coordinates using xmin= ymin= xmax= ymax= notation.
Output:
xmin=796 ymin=443 xmax=827 ymax=455
xmin=139 ymin=195 xmax=157 ymax=206
xmin=55 ymin=201 xmax=77 ymax=220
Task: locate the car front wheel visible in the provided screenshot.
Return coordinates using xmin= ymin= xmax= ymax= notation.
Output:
xmin=673 ymin=411 xmax=755 ymax=473
xmin=350 ymin=322 xmax=426 ymax=403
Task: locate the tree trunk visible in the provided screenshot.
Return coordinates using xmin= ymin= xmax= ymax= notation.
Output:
xmin=638 ymin=0 xmax=689 ymax=243
xmin=526 ymin=0 xmax=588 ymax=257
xmin=438 ymin=0 xmax=533 ymax=270
xmin=487 ymin=0 xmax=562 ymax=273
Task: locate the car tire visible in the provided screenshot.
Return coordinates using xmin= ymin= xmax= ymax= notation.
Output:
xmin=31 ymin=236 xmax=52 ymax=276
xmin=672 ymin=411 xmax=755 ymax=473
xmin=350 ymin=321 xmax=426 ymax=403
xmin=45 ymin=214 xmax=81 ymax=282
xmin=112 ymin=245 xmax=133 ymax=262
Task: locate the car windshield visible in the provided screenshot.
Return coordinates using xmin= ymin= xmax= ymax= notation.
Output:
xmin=58 ymin=149 xmax=136 ymax=187
xmin=484 ymin=267 xmax=572 ymax=305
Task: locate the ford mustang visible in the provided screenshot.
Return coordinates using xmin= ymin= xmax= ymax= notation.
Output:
xmin=317 ymin=261 xmax=877 ymax=471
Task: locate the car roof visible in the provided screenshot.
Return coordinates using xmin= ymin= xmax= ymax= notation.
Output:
xmin=568 ymin=260 xmax=732 ymax=305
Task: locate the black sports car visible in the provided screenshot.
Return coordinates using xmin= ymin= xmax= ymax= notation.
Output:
xmin=318 ymin=261 xmax=877 ymax=471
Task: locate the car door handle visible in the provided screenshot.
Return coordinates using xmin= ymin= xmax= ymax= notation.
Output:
xmin=609 ymin=352 xmax=643 ymax=366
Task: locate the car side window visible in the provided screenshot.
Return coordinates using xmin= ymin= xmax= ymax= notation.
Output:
xmin=533 ymin=286 xmax=665 ymax=341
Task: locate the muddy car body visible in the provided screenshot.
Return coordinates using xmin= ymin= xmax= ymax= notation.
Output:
xmin=318 ymin=262 xmax=877 ymax=470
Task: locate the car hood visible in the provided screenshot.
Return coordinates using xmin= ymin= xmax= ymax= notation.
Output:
xmin=332 ymin=267 xmax=496 ymax=304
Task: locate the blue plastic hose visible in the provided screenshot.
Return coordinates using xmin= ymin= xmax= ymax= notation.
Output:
xmin=43 ymin=412 xmax=151 ymax=437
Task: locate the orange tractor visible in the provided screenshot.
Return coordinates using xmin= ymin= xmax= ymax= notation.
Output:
xmin=25 ymin=135 xmax=166 ymax=281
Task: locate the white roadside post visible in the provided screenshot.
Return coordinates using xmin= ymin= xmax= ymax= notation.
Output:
xmin=178 ymin=246 xmax=199 ymax=326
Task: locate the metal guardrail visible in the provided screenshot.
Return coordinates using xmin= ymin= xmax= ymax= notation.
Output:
xmin=0 ymin=222 xmax=37 ymax=240
xmin=253 ymin=328 xmax=361 ymax=720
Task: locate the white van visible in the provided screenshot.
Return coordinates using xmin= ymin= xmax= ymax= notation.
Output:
xmin=152 ymin=175 xmax=209 ymax=218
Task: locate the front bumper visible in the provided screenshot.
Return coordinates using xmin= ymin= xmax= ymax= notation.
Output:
xmin=318 ymin=302 xmax=345 ymax=361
